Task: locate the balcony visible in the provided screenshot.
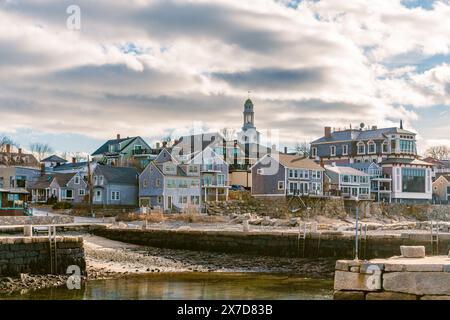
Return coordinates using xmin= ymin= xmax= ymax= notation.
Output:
xmin=201 ymin=165 xmax=222 ymax=173
xmin=132 ymin=148 xmax=158 ymax=156
xmin=229 ymin=164 xmax=251 ymax=171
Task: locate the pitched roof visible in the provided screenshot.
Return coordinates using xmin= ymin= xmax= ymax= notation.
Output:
xmin=31 ymin=174 xmax=56 ymax=189
xmin=91 ymin=137 xmax=137 ymax=156
xmin=52 ymin=161 xmax=91 ymax=171
xmin=30 ymin=172 xmax=78 ymax=189
xmin=95 ymin=165 xmax=138 ymax=185
xmin=0 ymin=152 xmax=40 ymax=167
xmin=325 ymin=165 xmax=370 ymax=176
xmin=276 ymin=154 xmax=324 ymax=170
xmin=41 ymin=155 xmax=67 ymax=163
xmin=311 ymin=127 xmax=416 ymax=144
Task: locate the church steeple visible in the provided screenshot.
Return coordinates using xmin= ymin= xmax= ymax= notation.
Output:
xmin=242 ymin=98 xmax=256 ymax=131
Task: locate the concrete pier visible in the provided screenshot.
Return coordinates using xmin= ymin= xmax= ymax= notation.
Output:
xmin=334 ymin=254 xmax=450 ymax=300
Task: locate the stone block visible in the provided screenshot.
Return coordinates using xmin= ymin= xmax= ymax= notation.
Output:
xmin=384 ymin=263 xmax=405 ymax=272
xmin=400 ymin=246 xmax=425 ymax=258
xmin=404 ymin=264 xmax=443 ymax=272
xmin=350 ymin=267 xmax=360 ymax=273
xmin=383 ymin=272 xmax=450 ymax=295
xmin=366 ymin=292 xmax=417 ymax=300
xmin=334 ymin=271 xmax=381 ymax=291
xmin=333 ymin=290 xmax=365 ymax=300
xmin=420 ymin=295 xmax=450 ymax=300
xmin=335 ymin=261 xmax=350 ymax=271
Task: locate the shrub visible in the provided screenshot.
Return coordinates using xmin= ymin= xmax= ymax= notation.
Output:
xmin=52 ymin=202 xmax=73 ymax=210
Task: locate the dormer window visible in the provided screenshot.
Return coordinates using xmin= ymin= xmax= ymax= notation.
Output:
xmin=342 ymin=145 xmax=348 ymax=156
xmin=382 ymin=140 xmax=388 ymax=153
xmin=330 ymin=146 xmax=336 ymax=156
xmin=357 ymin=141 xmax=365 ymax=155
xmin=368 ymin=141 xmax=376 ymax=154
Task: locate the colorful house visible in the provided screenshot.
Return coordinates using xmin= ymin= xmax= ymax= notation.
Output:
xmin=0 ymin=188 xmax=30 ymax=216
xmin=91 ymin=134 xmax=156 ymax=169
xmin=30 ymin=172 xmax=88 ymax=204
xmin=251 ymin=154 xmax=324 ymax=197
xmin=310 ymin=122 xmax=432 ymax=203
xmin=139 ymin=149 xmax=201 ymax=212
xmin=92 ymin=165 xmax=139 ymax=206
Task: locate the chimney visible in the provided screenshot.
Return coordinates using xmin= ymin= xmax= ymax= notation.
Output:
xmin=372 ymin=126 xmax=377 ymax=130
xmin=40 ymin=163 xmax=45 ymax=176
xmin=18 ymin=148 xmax=22 ymax=154
xmin=324 ymin=127 xmax=332 ymax=138
xmin=117 ymin=134 xmax=121 ymax=140
xmin=5 ymin=144 xmax=11 ymax=154
xmin=162 ymin=141 xmax=167 ymax=148
xmin=284 ymin=146 xmax=288 ymax=154
xmin=400 ymin=120 xmax=403 ymax=130
xmin=156 ymin=142 xmax=160 ymax=149
xmin=72 ymin=157 xmax=76 ymax=164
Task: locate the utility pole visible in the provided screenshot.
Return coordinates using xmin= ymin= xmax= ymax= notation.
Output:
xmin=355 ymin=204 xmax=359 ymax=261
xmin=87 ymin=155 xmax=94 ymax=218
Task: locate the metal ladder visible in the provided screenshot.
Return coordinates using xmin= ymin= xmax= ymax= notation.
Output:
xmin=298 ymin=223 xmax=308 ymax=258
xmin=359 ymin=223 xmax=368 ymax=260
xmin=430 ymin=221 xmax=439 ymax=255
xmin=48 ymin=226 xmax=58 ymax=274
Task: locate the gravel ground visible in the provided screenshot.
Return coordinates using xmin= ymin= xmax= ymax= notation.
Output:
xmin=83 ymin=235 xmax=336 ymax=280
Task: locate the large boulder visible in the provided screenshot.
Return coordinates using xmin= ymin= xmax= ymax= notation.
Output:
xmin=334 ymin=271 xmax=381 ymax=291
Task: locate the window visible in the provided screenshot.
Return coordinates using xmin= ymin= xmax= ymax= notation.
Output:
xmin=311 ymin=171 xmax=317 ymax=179
xmin=382 ymin=141 xmax=389 ymax=153
xmin=360 ymin=176 xmax=368 ymax=184
xmin=99 ymin=176 xmax=104 ymax=185
xmin=317 ymin=171 xmax=322 ymax=179
xmin=311 ymin=147 xmax=317 ymax=157
xmin=157 ymin=196 xmax=163 ymax=204
xmin=288 ymin=169 xmax=294 ymax=178
xmin=357 ymin=142 xmax=365 ymax=155
xmin=330 ymin=146 xmax=336 ymax=156
xmin=188 ymin=165 xmax=199 ymax=174
xmin=156 ymin=179 xmax=161 ymax=187
xmin=368 ymin=141 xmax=376 ymax=154
xmin=257 ymin=168 xmax=264 ymax=175
xmin=163 ymin=164 xmax=176 ymax=174
xmin=359 ymin=187 xmax=369 ymax=195
xmin=342 ymin=175 xmax=350 ymax=183
xmin=79 ymin=189 xmax=85 ymax=196
xmin=111 ymin=191 xmax=121 ymax=201
xmin=178 ymin=196 xmax=188 ymax=204
xmin=402 ymin=168 xmax=425 ymax=193
xmin=191 ymin=196 xmax=200 ymax=205
xmin=278 ymin=181 xmax=285 ymax=190
xmin=400 ymin=140 xmax=415 ymax=154
xmin=217 ymin=174 xmax=225 ymax=186
xmin=52 ymin=189 xmax=57 ymax=196
xmin=342 ymin=145 xmax=348 ymax=156
xmin=94 ymin=176 xmax=98 ymax=185
xmin=64 ymin=189 xmax=73 ymax=199
xmin=143 ymin=179 xmax=148 ymax=187
xmin=74 ymin=176 xmax=80 ymax=184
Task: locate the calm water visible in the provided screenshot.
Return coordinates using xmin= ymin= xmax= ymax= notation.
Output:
xmin=2 ymin=273 xmax=333 ymax=300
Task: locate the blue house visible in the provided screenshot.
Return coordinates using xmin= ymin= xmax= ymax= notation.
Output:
xmin=92 ymin=165 xmax=139 ymax=206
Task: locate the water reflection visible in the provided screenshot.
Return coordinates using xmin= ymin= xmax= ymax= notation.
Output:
xmin=2 ymin=273 xmax=333 ymax=300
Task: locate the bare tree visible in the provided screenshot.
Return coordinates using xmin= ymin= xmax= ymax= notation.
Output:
xmin=0 ymin=135 xmax=17 ymax=152
xmin=221 ymin=128 xmax=235 ymax=141
xmin=29 ymin=142 xmax=54 ymax=161
xmin=295 ymin=141 xmax=310 ymax=157
xmin=426 ymin=145 xmax=450 ymax=160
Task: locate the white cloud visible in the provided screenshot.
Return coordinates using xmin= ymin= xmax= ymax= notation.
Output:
xmin=0 ymin=0 xmax=448 ymax=152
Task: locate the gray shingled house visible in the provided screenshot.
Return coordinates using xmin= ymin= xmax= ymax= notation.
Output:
xmin=30 ymin=172 xmax=87 ymax=204
xmin=92 ymin=165 xmax=139 ymax=206
xmin=251 ymin=154 xmax=324 ymax=197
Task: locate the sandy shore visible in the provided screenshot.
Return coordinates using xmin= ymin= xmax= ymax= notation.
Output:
xmin=83 ymin=234 xmax=335 ymax=280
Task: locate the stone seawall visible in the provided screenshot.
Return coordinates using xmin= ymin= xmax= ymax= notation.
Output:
xmin=0 ymin=236 xmax=86 ymax=276
xmin=0 ymin=215 xmax=74 ymax=226
xmin=92 ymin=227 xmax=450 ymax=259
xmin=334 ymin=256 xmax=450 ymax=300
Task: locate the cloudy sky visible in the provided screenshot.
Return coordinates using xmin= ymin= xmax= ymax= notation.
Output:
xmin=0 ymin=0 xmax=449 ymax=155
